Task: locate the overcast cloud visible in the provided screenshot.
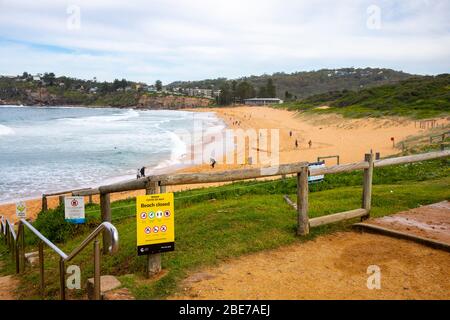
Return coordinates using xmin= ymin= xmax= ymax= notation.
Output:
xmin=0 ymin=0 xmax=449 ymax=83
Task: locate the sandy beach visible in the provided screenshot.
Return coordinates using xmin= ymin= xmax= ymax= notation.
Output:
xmin=1 ymin=106 xmax=448 ymax=222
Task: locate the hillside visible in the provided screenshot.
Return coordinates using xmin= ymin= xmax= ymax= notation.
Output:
xmin=168 ymin=68 xmax=414 ymax=100
xmin=281 ymin=74 xmax=450 ymax=118
xmin=0 ymin=74 xmax=212 ymax=108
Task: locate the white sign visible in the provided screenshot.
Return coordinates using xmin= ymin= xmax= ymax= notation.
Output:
xmin=64 ymin=196 xmax=85 ymax=224
xmin=16 ymin=201 xmax=26 ymax=219
xmin=308 ymin=162 xmax=325 ymax=183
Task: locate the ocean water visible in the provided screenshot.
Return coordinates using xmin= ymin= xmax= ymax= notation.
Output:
xmin=0 ymin=105 xmax=225 ymax=203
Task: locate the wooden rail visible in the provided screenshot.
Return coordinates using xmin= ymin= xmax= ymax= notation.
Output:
xmin=317 ymin=155 xmax=340 ymax=165
xmin=38 ymin=149 xmax=450 ymax=279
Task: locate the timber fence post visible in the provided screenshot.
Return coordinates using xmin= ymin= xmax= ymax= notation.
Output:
xmin=100 ymin=193 xmax=111 ymax=254
xmin=297 ymin=166 xmax=309 ymax=236
xmin=362 ymin=153 xmax=374 ymax=220
xmin=146 ymin=181 xmax=162 ymax=278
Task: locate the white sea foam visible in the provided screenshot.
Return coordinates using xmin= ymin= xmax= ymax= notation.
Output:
xmin=0 ymin=106 xmax=227 ymax=203
xmin=0 ymin=124 xmax=14 ymax=136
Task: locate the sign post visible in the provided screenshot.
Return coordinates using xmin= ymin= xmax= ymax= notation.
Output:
xmin=136 ymin=193 xmax=175 ymax=257
xmin=16 ymin=201 xmax=26 ymax=219
xmin=64 ymin=196 xmax=85 ymax=224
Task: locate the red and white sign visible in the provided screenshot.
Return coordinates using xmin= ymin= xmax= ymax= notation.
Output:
xmin=153 ymin=226 xmax=159 ymax=233
xmin=64 ymin=196 xmax=85 ymax=223
xmin=160 ymin=225 xmax=167 ymax=233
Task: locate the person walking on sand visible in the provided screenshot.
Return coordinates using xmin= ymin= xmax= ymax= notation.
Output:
xmin=140 ymin=166 xmax=146 ymax=178
xmin=289 ymin=131 xmax=293 ymax=137
xmin=295 ymin=139 xmax=299 ymax=148
xmin=210 ymin=158 xmax=217 ymax=169
xmin=136 ymin=169 xmax=141 ymax=179
xmin=308 ymin=140 xmax=312 ymax=148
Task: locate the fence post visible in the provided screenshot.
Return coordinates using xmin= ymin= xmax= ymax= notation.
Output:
xmin=39 ymin=241 xmax=44 ymax=296
xmin=362 ymin=153 xmax=374 ymax=220
xmin=58 ymin=195 xmax=65 ymax=207
xmin=297 ymin=166 xmax=309 ymax=236
xmin=42 ymin=195 xmax=48 ymax=212
xmin=59 ymin=258 xmax=66 ymax=300
xmin=100 ymin=193 xmax=111 ymax=254
xmin=93 ymin=239 xmax=101 ymax=300
xmin=146 ymin=181 xmax=162 ymax=278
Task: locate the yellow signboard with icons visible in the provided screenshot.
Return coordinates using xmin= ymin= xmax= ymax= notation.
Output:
xmin=136 ymin=193 xmax=175 ymax=256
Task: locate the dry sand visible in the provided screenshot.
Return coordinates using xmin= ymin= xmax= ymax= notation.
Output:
xmin=1 ymin=106 xmax=448 ymax=222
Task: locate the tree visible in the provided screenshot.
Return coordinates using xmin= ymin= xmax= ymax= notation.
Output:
xmin=236 ymin=81 xmax=255 ymax=100
xmin=285 ymin=90 xmax=293 ymax=101
xmin=258 ymin=86 xmax=267 ymax=98
xmin=266 ymin=78 xmax=276 ymax=98
xmin=155 ymin=80 xmax=163 ymax=91
xmin=218 ymin=83 xmax=233 ymax=105
xmin=42 ymin=72 xmax=56 ymax=86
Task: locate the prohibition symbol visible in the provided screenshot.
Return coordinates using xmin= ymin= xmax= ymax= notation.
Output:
xmin=148 ymin=212 xmax=155 ymax=219
xmin=71 ymin=199 xmax=79 ymax=207
xmin=153 ymin=226 xmax=159 ymax=233
xmin=160 ymin=225 xmax=167 ymax=232
xmin=140 ymin=212 xmax=147 ymax=219
xmin=144 ymin=226 xmax=151 ymax=234
xmin=164 ymin=210 xmax=171 ymax=217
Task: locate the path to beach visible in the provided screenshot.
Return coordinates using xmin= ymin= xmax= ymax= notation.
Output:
xmin=170 ymin=231 xmax=450 ymax=300
xmin=1 ymin=106 xmax=448 ymax=221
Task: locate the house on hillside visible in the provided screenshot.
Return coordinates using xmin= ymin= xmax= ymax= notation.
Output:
xmin=243 ymin=98 xmax=284 ymax=106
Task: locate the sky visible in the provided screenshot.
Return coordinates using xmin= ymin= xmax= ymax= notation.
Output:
xmin=0 ymin=0 xmax=449 ymax=84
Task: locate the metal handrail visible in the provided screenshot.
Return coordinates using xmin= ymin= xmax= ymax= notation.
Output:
xmin=0 ymin=215 xmax=119 ymax=300
xmin=18 ymin=219 xmax=68 ymax=259
xmin=66 ymin=222 xmax=119 ymax=261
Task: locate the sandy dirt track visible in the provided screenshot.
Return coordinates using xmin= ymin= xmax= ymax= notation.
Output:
xmin=171 ymin=232 xmax=450 ymax=300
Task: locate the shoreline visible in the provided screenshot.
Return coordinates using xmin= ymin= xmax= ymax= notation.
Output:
xmin=1 ymin=105 xmax=449 ymax=222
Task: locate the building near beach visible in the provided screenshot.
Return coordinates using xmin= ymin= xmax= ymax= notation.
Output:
xmin=244 ymin=98 xmax=284 ymax=106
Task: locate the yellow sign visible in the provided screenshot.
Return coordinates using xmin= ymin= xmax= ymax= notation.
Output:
xmin=136 ymin=193 xmax=175 ymax=256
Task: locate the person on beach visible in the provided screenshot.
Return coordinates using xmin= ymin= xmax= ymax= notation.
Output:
xmin=140 ymin=166 xmax=146 ymax=178
xmin=308 ymin=140 xmax=312 ymax=148
xmin=295 ymin=139 xmax=298 ymax=148
xmin=210 ymin=158 xmax=217 ymax=169
xmin=289 ymin=131 xmax=293 ymax=137
xmin=136 ymin=169 xmax=141 ymax=179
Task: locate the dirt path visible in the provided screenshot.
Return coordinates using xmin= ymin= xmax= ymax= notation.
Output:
xmin=171 ymin=232 xmax=450 ymax=300
xmin=0 ymin=262 xmax=18 ymax=300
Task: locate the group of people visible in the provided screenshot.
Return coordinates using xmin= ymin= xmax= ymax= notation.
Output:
xmin=289 ymin=131 xmax=312 ymax=149
xmin=136 ymin=166 xmax=146 ymax=179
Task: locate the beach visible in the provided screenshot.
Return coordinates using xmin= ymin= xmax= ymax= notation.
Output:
xmin=1 ymin=106 xmax=448 ymax=222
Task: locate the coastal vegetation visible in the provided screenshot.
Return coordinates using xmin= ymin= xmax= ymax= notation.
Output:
xmin=280 ymin=74 xmax=450 ymax=119
xmin=168 ymin=67 xmax=413 ymax=100
xmin=2 ymin=153 xmax=449 ymax=300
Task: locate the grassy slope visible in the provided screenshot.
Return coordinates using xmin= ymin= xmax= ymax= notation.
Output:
xmin=280 ymin=74 xmax=450 ymax=119
xmin=1 ymin=157 xmax=449 ymax=300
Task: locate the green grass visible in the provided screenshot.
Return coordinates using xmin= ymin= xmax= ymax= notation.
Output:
xmin=0 ymin=160 xmax=449 ymax=300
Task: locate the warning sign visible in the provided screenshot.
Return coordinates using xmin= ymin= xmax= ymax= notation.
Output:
xmin=136 ymin=193 xmax=175 ymax=256
xmin=64 ymin=196 xmax=85 ymax=224
xmin=16 ymin=201 xmax=26 ymax=219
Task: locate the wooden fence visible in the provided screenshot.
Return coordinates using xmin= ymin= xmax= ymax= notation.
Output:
xmin=63 ymin=150 xmax=450 ymax=277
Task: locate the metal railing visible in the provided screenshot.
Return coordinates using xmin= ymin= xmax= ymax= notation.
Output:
xmin=0 ymin=216 xmax=119 ymax=300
